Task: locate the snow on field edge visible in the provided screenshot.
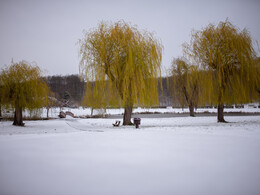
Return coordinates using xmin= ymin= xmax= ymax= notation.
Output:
xmin=2 ymin=104 xmax=260 ymax=119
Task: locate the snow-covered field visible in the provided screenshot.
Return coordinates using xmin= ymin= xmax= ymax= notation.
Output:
xmin=0 ymin=115 xmax=260 ymax=195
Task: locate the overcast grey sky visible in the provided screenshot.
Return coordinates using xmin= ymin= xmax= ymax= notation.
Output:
xmin=0 ymin=0 xmax=259 ymax=76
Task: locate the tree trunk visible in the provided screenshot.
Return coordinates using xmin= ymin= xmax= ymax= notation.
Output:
xmin=123 ymin=105 xmax=133 ymax=125
xmin=0 ymin=104 xmax=2 ymax=117
xmin=13 ymin=103 xmax=24 ymax=126
xmin=47 ymin=107 xmax=49 ymax=119
xmin=189 ymin=103 xmax=195 ymax=117
xmin=217 ymin=104 xmax=226 ymax=123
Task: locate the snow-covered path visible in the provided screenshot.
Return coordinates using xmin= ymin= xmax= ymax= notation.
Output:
xmin=0 ymin=116 xmax=260 ymax=195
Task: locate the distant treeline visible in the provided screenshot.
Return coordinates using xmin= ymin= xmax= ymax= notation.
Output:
xmin=45 ymin=75 xmax=85 ymax=106
xmin=42 ymin=74 xmax=260 ymax=108
xmin=45 ymin=75 xmax=173 ymax=107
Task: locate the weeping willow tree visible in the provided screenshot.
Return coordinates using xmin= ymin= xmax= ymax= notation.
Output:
xmin=0 ymin=61 xmax=50 ymax=126
xmin=79 ymin=21 xmax=163 ymax=125
xmin=82 ymin=80 xmax=120 ymax=116
xmin=81 ymin=82 xmax=103 ymax=116
xmin=188 ymin=19 xmax=260 ymax=122
xmin=171 ymin=58 xmax=200 ymax=116
xmin=44 ymin=86 xmax=55 ymax=119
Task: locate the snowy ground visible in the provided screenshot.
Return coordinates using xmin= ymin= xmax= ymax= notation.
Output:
xmin=0 ymin=115 xmax=260 ymax=195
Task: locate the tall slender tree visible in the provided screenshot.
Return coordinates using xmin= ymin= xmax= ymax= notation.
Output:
xmin=171 ymin=58 xmax=200 ymax=116
xmin=188 ymin=19 xmax=260 ymax=122
xmin=0 ymin=61 xmax=49 ymax=126
xmin=79 ymin=21 xmax=163 ymax=125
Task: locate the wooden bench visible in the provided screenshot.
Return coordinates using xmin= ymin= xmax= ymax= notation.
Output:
xmin=113 ymin=120 xmax=121 ymax=127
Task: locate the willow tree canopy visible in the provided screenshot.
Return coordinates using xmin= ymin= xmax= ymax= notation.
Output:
xmin=0 ymin=61 xmax=49 ymax=125
xmin=79 ymin=21 xmax=163 ymax=109
xmin=188 ymin=20 xmax=260 ymax=106
xmin=185 ymin=19 xmax=260 ymax=122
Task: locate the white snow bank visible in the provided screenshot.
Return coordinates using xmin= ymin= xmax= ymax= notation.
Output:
xmin=2 ymin=104 xmax=260 ymax=119
xmin=0 ymin=116 xmax=260 ymax=195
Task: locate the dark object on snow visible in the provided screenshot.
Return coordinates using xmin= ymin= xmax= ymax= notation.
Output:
xmin=65 ymin=111 xmax=74 ymax=118
xmin=58 ymin=111 xmax=66 ymax=118
xmin=113 ymin=120 xmax=121 ymax=127
xmin=133 ymin=118 xmax=141 ymax=128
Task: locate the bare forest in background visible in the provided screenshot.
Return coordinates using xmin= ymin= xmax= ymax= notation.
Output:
xmin=45 ymin=75 xmax=85 ymax=107
xmin=45 ymin=75 xmax=173 ymax=108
